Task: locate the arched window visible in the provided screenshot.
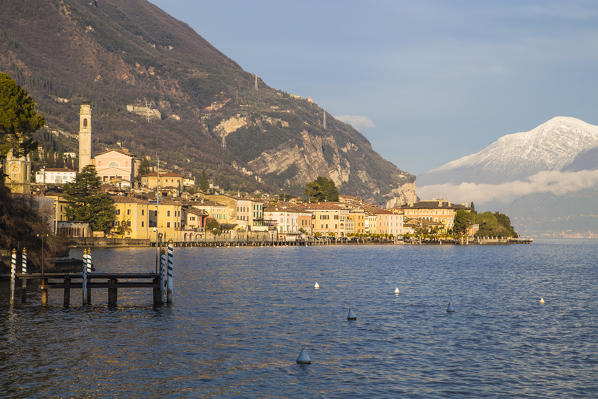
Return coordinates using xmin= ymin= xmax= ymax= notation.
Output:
xmin=109 ymin=161 xmax=119 ymax=168
xmin=83 ymin=118 xmax=88 ymax=127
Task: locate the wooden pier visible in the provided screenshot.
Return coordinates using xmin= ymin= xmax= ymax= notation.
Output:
xmin=9 ymin=272 xmax=162 ymax=307
xmin=1 ymin=244 xmax=175 ymax=309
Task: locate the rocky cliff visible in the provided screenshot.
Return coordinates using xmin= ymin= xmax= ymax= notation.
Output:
xmin=0 ymin=0 xmax=415 ymax=205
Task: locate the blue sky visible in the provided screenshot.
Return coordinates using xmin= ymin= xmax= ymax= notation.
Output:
xmin=150 ymin=0 xmax=598 ymax=175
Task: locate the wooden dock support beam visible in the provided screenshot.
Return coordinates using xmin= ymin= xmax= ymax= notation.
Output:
xmin=41 ymin=278 xmax=48 ymax=307
xmin=63 ymin=277 xmax=71 ymax=307
xmin=153 ymin=276 xmax=162 ymax=307
xmin=108 ymin=278 xmax=117 ymax=307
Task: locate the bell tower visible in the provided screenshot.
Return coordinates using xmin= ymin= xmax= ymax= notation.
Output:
xmin=78 ymin=103 xmax=92 ymax=172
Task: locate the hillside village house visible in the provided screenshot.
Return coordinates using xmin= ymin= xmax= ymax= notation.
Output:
xmin=141 ymin=172 xmax=183 ymax=190
xmin=94 ymin=150 xmax=136 ymax=188
xmin=35 ymin=168 xmax=76 ymax=185
xmin=191 ymin=199 xmax=234 ymax=225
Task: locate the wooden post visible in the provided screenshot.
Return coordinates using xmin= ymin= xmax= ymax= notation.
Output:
xmin=9 ymin=249 xmax=16 ymax=307
xmin=82 ymin=249 xmax=88 ymax=306
xmin=63 ymin=277 xmax=71 ymax=308
xmin=153 ymin=276 xmax=162 ymax=307
xmin=41 ymin=278 xmax=48 ymax=307
xmin=21 ymin=248 xmax=27 ymax=303
xmin=167 ymin=242 xmax=174 ymax=303
xmin=108 ymin=278 xmax=117 ymax=307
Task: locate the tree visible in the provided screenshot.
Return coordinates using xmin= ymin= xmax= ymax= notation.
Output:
xmin=205 ymin=218 xmax=221 ymax=235
xmin=0 ymin=73 xmax=45 ymax=163
xmin=199 ymin=170 xmax=209 ymax=192
xmin=470 ymin=202 xmax=476 ymax=213
xmin=64 ymin=165 xmax=116 ymax=233
xmin=304 ymin=176 xmax=339 ymax=202
xmin=453 ymin=209 xmax=474 ymax=235
xmin=136 ymin=157 xmax=151 ymax=183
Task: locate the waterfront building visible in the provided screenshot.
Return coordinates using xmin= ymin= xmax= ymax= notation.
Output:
xmin=375 ymin=209 xmax=404 ymax=237
xmin=364 ymin=213 xmax=378 ymax=234
xmin=303 ymin=203 xmax=350 ymax=237
xmin=35 ymin=168 xmax=76 ymax=185
xmin=204 ymin=194 xmax=263 ymax=230
xmin=400 ymin=199 xmax=470 ymax=231
xmin=348 ymin=209 xmax=366 ymax=235
xmin=264 ymin=203 xmax=312 ymax=238
xmin=112 ymin=196 xmax=150 ymax=239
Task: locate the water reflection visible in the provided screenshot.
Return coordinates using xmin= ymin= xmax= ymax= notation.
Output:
xmin=1 ymin=241 xmax=597 ymax=397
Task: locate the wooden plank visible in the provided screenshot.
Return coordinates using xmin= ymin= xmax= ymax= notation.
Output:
xmin=46 ymin=282 xmax=156 ymax=289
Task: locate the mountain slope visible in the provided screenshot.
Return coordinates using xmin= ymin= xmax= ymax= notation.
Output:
xmin=0 ymin=0 xmax=415 ymax=204
xmin=421 ymin=116 xmax=598 ymax=185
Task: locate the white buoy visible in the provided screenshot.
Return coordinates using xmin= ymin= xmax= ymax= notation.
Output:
xmin=314 ymin=282 xmax=319 ymax=289
xmin=394 ymin=287 xmax=400 ymax=295
xmin=539 ymin=297 xmax=545 ymax=305
xmin=296 ymin=348 xmax=311 ymax=364
xmin=347 ymin=308 xmax=357 ymax=321
xmin=446 ymin=302 xmax=455 ymax=313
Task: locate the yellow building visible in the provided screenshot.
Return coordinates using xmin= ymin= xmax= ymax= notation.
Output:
xmin=112 ymin=197 xmax=150 ymax=239
xmin=303 ymin=203 xmax=350 ymax=237
xmin=400 ymin=199 xmax=470 ymax=231
xmin=111 ymin=197 xmax=184 ymax=241
xmin=348 ymin=209 xmax=366 ymax=235
xmin=141 ymin=172 xmax=183 ymax=190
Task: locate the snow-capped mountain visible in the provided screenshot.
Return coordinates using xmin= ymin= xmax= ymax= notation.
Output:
xmin=417 ymin=116 xmax=598 ymax=236
xmin=420 ymin=116 xmax=598 ymax=185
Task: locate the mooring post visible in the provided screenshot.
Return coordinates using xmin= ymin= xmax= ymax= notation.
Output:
xmin=41 ymin=278 xmax=48 ymax=307
xmin=160 ymin=253 xmax=167 ymax=303
xmin=153 ymin=276 xmax=162 ymax=307
xmin=9 ymin=248 xmax=16 ymax=307
xmin=108 ymin=278 xmax=117 ymax=307
xmin=86 ymin=249 xmax=92 ymax=304
xmin=167 ymin=241 xmax=174 ymax=303
xmin=21 ymin=248 xmax=27 ymax=303
xmin=63 ymin=276 xmax=71 ymax=308
xmin=82 ymin=249 xmax=88 ymax=306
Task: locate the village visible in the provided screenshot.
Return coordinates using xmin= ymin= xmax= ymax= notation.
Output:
xmin=2 ymin=104 xmax=487 ymax=246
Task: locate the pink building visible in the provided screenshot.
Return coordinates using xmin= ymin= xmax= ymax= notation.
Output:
xmin=94 ymin=150 xmax=135 ymax=187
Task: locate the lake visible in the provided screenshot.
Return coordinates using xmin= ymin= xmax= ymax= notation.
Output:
xmin=1 ymin=241 xmax=597 ymax=398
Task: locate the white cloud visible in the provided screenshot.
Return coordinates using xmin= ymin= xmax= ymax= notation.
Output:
xmin=335 ymin=114 xmax=376 ymax=130
xmin=418 ymin=169 xmax=598 ymax=205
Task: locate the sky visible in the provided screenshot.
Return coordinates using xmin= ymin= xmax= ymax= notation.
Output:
xmin=149 ymin=0 xmax=598 ymax=175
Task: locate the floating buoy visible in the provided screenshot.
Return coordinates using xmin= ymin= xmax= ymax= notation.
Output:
xmin=539 ymin=297 xmax=545 ymax=305
xmin=446 ymin=302 xmax=455 ymax=313
xmin=296 ymin=348 xmax=311 ymax=364
xmin=347 ymin=308 xmax=357 ymax=321
xmin=314 ymin=282 xmax=319 ymax=289
xmin=394 ymin=287 xmax=400 ymax=295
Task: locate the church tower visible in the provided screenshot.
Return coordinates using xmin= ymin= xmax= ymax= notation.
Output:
xmin=78 ymin=103 xmax=92 ymax=172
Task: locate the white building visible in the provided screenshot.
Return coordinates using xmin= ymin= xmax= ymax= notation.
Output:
xmin=35 ymin=168 xmax=76 ymax=185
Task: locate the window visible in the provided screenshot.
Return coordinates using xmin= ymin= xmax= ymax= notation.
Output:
xmin=141 ymin=221 xmax=144 ymax=227
xmin=142 ymin=210 xmax=145 ymax=215
xmin=167 ymin=210 xmax=171 ymax=217
xmin=127 ymin=209 xmax=131 ymax=215
xmin=83 ymin=118 xmax=88 ymax=127
xmin=167 ymin=222 xmax=171 ymax=228
xmin=116 ymin=209 xmax=120 ymax=215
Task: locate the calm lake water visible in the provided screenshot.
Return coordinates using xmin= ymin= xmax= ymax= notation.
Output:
xmin=1 ymin=241 xmax=597 ymax=398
